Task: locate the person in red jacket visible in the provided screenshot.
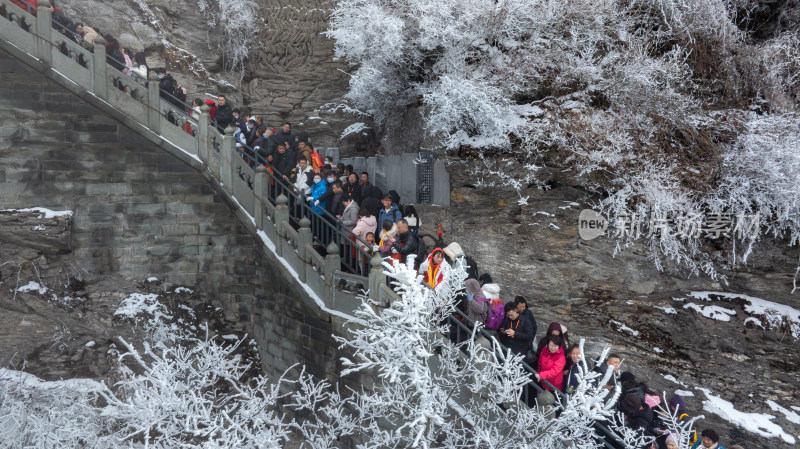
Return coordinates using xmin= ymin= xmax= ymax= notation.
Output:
xmin=536 ymin=334 xmax=566 ymax=391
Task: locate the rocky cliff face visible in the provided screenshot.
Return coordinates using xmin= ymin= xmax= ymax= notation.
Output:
xmin=57 ymin=0 xmax=377 ymax=151
xmin=417 ymin=166 xmax=800 ymax=449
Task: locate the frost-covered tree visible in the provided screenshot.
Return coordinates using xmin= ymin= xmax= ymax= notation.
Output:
xmin=326 ymin=0 xmax=800 ymax=281
xmin=196 ymin=0 xmax=263 ymax=75
xmin=0 ymin=265 xmax=699 ymax=448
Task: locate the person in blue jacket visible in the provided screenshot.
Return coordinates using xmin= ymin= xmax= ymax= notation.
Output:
xmin=307 ymin=172 xmax=327 ymax=214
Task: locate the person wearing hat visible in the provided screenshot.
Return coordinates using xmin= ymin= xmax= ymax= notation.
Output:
xmin=665 ymin=433 xmax=679 ymax=449
xmin=618 ymin=371 xmax=645 ymax=408
xmin=620 ymin=392 xmax=657 ymax=438
xmin=442 ymin=242 xmax=479 ymax=280
xmin=377 ymin=193 xmax=403 ymax=230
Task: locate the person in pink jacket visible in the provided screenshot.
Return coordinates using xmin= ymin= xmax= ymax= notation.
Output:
xmin=351 ymin=208 xmax=377 ymax=246
xmin=536 ymin=334 xmax=566 ymax=391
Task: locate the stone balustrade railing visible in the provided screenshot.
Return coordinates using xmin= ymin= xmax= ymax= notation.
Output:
xmin=0 ymin=0 xmax=397 ymax=317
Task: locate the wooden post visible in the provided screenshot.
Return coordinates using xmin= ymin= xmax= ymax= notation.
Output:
xmin=92 ymin=35 xmax=107 ymax=99
xmin=35 ymin=0 xmax=52 ymax=67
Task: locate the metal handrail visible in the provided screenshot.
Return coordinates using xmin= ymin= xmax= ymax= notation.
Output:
xmin=1 ymin=7 xmax=623 ymax=446
xmin=446 ymin=308 xmax=626 ymax=449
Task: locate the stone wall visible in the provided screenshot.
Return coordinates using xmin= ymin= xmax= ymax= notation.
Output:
xmin=0 ymin=46 xmax=343 ymax=384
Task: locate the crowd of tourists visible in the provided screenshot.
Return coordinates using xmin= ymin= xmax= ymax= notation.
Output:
xmin=6 ymin=2 xmax=745 ymax=448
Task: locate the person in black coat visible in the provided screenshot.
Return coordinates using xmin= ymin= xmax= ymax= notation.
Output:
xmin=360 ymin=172 xmax=382 ymax=200
xmin=392 ymin=219 xmax=425 ymax=269
xmin=214 ymin=95 xmax=234 ymax=129
xmin=514 ymin=296 xmax=537 ymax=342
xmin=497 ymin=302 xmax=534 ymax=356
xmin=343 ymin=173 xmax=363 ymax=205
xmin=273 ymin=122 xmax=297 ymax=151
xmin=620 ymin=393 xmax=658 ymax=438
xmin=272 ymin=143 xmax=296 ymax=178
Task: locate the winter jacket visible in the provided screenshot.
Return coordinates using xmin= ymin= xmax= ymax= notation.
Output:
xmin=691 ymin=441 xmax=721 ymax=449
xmin=536 ymin=322 xmax=569 ymax=358
xmin=273 ymin=149 xmax=296 ymax=177
xmin=309 ymin=180 xmax=327 ymax=214
xmin=378 ymin=203 xmax=403 ymax=228
xmin=340 ymin=200 xmax=359 ymax=230
xmin=565 ymin=362 xmax=582 ymax=394
xmin=215 ymin=104 xmax=234 ymax=129
xmin=518 ymin=308 xmax=537 ymax=343
xmin=498 ymin=315 xmax=534 ymax=356
xmin=352 ymin=215 xmax=377 ymax=244
xmin=468 ymin=297 xmax=490 ymax=324
xmin=158 ymin=74 xmax=176 ymax=100
xmin=362 ymin=196 xmax=381 ymax=221
xmin=361 ymin=182 xmax=382 ymax=201
xmin=418 ymin=248 xmax=451 ymax=297
xmin=273 ymin=130 xmax=297 ymax=150
xmin=343 ymin=181 xmax=362 ymax=205
xmin=537 ymin=345 xmax=566 ymax=391
xmin=626 ymin=404 xmax=659 ymax=438
xmin=393 ymin=230 xmax=425 ymax=269
xmin=291 ymin=165 xmax=314 ymax=196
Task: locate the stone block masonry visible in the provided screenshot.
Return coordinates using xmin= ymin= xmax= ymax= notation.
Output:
xmin=0 ymin=47 xmax=350 ymax=386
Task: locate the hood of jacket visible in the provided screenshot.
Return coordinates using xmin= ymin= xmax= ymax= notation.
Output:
xmin=482 ymin=283 xmax=500 ymax=299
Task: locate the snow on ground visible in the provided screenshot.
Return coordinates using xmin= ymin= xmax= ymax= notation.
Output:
xmin=610 ymin=320 xmax=639 ymax=336
xmin=173 ymin=287 xmax=193 ymax=294
xmin=221 ymin=334 xmax=239 ymax=340
xmin=146 ymin=276 xmax=159 ymax=282
xmin=653 ymin=305 xmax=677 ymax=314
xmin=663 ymin=374 xmax=689 ymax=388
xmin=0 ymin=368 xmax=105 ymax=393
xmin=683 ymin=302 xmax=736 ymax=322
xmin=768 ymin=400 xmax=800 ymax=425
xmin=674 ymin=389 xmax=695 ymax=397
xmin=16 ymin=281 xmax=48 ymax=294
xmin=114 ymin=293 xmax=172 ymax=321
xmin=1 ymin=207 xmax=73 ymax=219
xmin=697 ymin=387 xmax=796 ymax=444
xmin=688 ymin=291 xmax=800 ymax=338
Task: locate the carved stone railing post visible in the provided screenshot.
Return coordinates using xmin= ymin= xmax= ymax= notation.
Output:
xmin=147 ymin=72 xmax=161 ymax=135
xmin=296 ymin=218 xmax=312 ymax=259
xmin=198 ymin=104 xmax=210 ymax=165
xmin=253 ymin=165 xmax=267 ymax=229
xmin=35 ymin=0 xmax=52 ymax=66
xmin=220 ymin=126 xmax=234 ymax=192
xmin=295 ymin=219 xmax=312 ymax=283
xmin=325 ymin=242 xmax=341 ymax=290
xmin=274 ymin=194 xmax=289 ymax=255
xmin=92 ymin=35 xmax=107 ymax=99
xmin=368 ymin=254 xmax=385 ymax=303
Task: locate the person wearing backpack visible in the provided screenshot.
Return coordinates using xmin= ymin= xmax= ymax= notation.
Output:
xmin=465 ymin=279 xmax=489 ymax=325
xmin=497 ymin=302 xmax=534 ymax=356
